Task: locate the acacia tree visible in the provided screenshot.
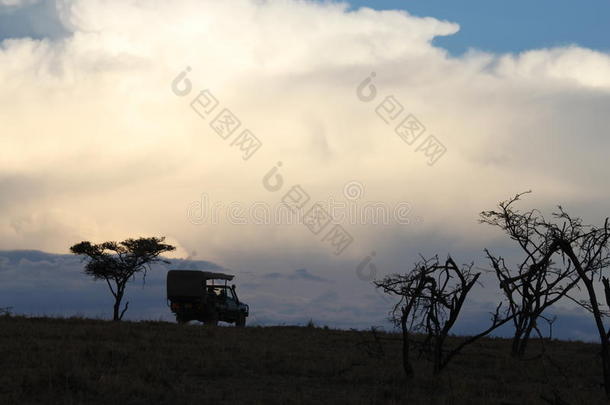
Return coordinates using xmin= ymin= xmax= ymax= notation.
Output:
xmin=375 ymin=255 xmax=515 ymax=377
xmin=70 ymin=237 xmax=175 ymax=321
xmin=480 ymin=192 xmax=580 ymax=356
xmin=551 ymin=210 xmax=610 ymax=398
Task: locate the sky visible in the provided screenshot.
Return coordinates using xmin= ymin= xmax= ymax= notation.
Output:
xmin=0 ymin=0 xmax=609 ymax=339
xmin=349 ymin=0 xmax=610 ymax=55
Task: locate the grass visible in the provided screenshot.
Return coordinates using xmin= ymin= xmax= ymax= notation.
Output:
xmin=0 ymin=315 xmax=605 ymax=404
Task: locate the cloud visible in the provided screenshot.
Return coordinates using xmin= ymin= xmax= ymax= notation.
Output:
xmin=0 ymin=250 xmax=388 ymax=329
xmin=294 ymin=268 xmax=328 ymax=282
xmin=263 ymin=268 xmax=329 ymax=282
xmin=0 ymin=250 xmax=597 ymax=339
xmin=494 ymin=46 xmax=610 ymax=88
xmin=0 ymin=0 xmax=609 ymax=332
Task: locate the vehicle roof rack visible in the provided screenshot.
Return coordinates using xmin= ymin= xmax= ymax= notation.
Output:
xmin=168 ymin=269 xmax=234 ymax=281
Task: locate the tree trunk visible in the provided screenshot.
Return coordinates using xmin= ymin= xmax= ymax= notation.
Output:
xmin=113 ymin=298 xmax=121 ymax=321
xmin=517 ymin=322 xmax=535 ymax=357
xmin=558 ymin=243 xmax=610 ymax=398
xmin=401 ymin=315 xmax=413 ymax=378
xmin=511 ymin=333 xmax=522 ymax=357
xmin=433 ymin=337 xmax=444 ymax=374
xmin=112 ymin=288 xmax=127 ymax=321
xmin=601 ymin=341 xmax=610 ymax=399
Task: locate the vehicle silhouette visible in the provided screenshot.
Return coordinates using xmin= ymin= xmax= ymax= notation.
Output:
xmin=167 ymin=270 xmax=249 ymax=326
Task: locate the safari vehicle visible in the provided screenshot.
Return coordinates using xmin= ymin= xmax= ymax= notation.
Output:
xmin=166 ymin=270 xmax=249 ymax=326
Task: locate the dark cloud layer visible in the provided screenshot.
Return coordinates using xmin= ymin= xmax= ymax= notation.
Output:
xmin=0 ymin=249 xmax=599 ymax=341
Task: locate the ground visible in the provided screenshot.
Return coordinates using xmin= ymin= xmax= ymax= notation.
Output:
xmin=0 ymin=315 xmax=605 ymax=404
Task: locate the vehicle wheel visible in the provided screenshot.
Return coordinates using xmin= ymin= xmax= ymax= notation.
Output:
xmin=236 ymin=313 xmax=246 ymax=327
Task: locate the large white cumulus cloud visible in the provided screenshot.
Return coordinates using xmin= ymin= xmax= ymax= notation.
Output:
xmin=0 ymin=0 xmax=609 ymax=289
